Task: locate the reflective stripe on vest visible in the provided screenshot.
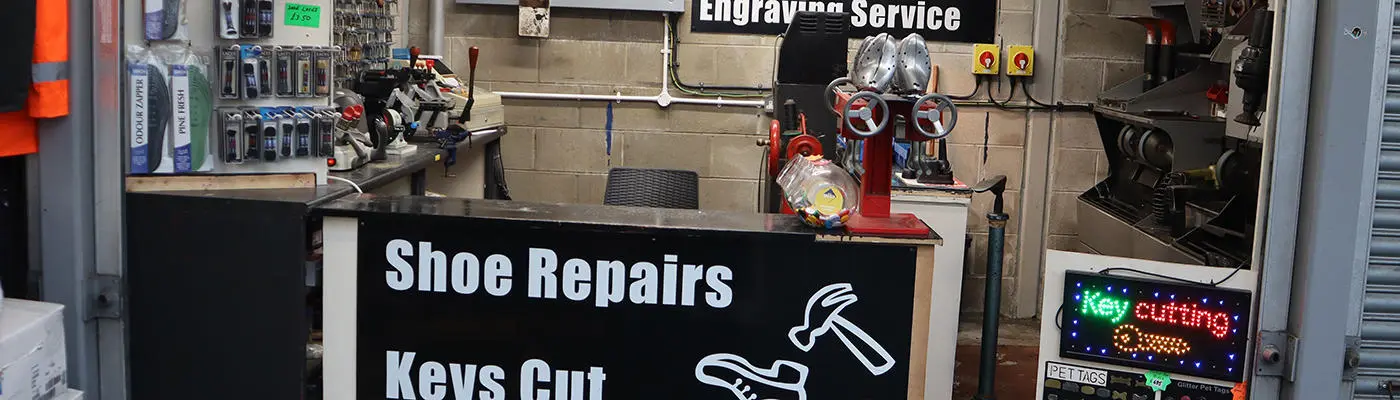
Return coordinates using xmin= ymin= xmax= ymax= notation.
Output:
xmin=32 ymin=61 xmax=67 ymax=83
xmin=29 ymin=0 xmax=68 ymax=118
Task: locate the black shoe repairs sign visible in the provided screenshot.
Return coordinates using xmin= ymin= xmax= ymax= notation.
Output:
xmin=349 ymin=212 xmax=923 ymax=400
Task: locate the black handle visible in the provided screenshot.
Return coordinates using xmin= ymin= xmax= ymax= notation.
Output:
xmin=457 ymin=46 xmax=480 ymax=124
xmin=783 ymin=99 xmax=798 ymax=131
xmin=972 ymin=175 xmax=1009 ymax=215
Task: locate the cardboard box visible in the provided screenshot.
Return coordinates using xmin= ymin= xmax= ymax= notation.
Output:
xmin=0 ymin=299 xmax=68 ymax=400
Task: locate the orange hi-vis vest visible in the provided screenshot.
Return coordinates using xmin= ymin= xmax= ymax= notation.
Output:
xmin=0 ymin=0 xmax=70 ymax=158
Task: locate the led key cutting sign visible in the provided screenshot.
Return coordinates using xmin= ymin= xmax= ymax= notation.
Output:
xmin=1060 ymin=271 xmax=1252 ymax=382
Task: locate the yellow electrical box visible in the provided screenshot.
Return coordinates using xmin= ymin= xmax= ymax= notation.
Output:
xmin=1006 ymin=45 xmax=1034 ymax=77
xmin=972 ymin=44 xmax=1000 ymax=75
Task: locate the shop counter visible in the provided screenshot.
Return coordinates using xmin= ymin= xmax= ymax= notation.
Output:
xmin=317 ymin=196 xmax=944 ymax=399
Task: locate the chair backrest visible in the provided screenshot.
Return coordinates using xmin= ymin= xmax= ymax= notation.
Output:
xmin=603 ymin=167 xmax=700 ymax=210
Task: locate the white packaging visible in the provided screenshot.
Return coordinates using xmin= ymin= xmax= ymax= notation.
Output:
xmin=128 ymin=61 xmax=151 ymax=174
xmin=170 ymin=64 xmax=192 ymax=173
xmin=0 ymin=299 xmax=68 ymax=400
xmin=55 ymin=388 xmax=83 ymax=400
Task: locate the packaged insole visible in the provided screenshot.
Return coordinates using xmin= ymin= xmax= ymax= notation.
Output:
xmin=143 ymin=0 xmax=187 ymax=41
xmin=169 ymin=63 xmax=192 ymax=172
xmin=152 ymin=44 xmax=208 ymax=173
xmin=186 ymin=55 xmax=214 ymax=171
xmin=127 ymin=46 xmax=171 ymax=174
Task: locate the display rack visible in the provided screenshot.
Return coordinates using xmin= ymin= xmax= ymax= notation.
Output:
xmin=123 ymin=0 xmax=336 ymax=183
xmin=333 ymin=0 xmax=400 ymax=90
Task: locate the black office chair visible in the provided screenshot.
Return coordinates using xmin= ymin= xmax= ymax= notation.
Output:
xmin=603 ymin=167 xmax=700 ymax=210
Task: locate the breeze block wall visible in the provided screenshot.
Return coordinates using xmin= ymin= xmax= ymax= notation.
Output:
xmin=406 ymin=0 xmax=1083 ymax=318
xmin=1047 ymin=0 xmax=1150 ymax=252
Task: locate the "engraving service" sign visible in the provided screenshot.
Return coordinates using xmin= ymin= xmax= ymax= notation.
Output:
xmin=689 ymin=0 xmax=996 ymax=43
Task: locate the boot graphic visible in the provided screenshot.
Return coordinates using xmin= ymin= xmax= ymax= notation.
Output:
xmin=695 ymin=353 xmax=809 ymax=400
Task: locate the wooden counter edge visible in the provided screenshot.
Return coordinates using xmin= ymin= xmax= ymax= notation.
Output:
xmin=908 ymin=244 xmax=935 ymax=400
xmin=126 ymin=173 xmax=317 ymax=192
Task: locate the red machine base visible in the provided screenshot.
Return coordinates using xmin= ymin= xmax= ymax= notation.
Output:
xmin=845 ymin=212 xmax=930 ymax=237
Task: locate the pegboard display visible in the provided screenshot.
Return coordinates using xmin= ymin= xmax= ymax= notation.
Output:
xmin=1059 ymin=270 xmax=1252 ymax=382
xmin=333 ymin=0 xmax=400 ymax=90
xmin=122 ymin=0 xmax=336 ymax=181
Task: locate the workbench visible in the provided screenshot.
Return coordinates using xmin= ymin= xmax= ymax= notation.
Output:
xmin=317 ymin=196 xmax=944 ymax=399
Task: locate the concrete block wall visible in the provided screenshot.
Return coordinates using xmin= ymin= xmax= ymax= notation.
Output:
xmin=403 ymin=0 xmax=1143 ymax=318
xmin=408 ymin=4 xmax=773 ymax=211
xmin=1045 ymin=0 xmax=1149 ymax=251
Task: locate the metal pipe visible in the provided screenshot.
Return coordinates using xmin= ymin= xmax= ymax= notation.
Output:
xmin=429 ymin=0 xmax=445 ymax=55
xmin=975 ymin=214 xmax=1008 ymax=400
xmin=493 ymin=92 xmax=658 ymax=102
xmin=490 ymin=14 xmax=766 ymax=109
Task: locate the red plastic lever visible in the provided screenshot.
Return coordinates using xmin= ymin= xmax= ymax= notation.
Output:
xmin=469 ymin=47 xmax=479 ymax=70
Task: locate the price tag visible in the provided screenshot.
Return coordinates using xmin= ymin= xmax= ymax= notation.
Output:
xmin=1143 ymin=371 xmax=1172 ymax=392
xmin=284 ymin=3 xmax=321 ymax=28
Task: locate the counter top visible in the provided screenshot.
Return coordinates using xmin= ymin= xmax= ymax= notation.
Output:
xmin=317 ymin=195 xmax=943 ymax=245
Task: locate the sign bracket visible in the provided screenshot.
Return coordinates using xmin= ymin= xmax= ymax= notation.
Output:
xmin=1253 ymin=330 xmax=1299 ymax=382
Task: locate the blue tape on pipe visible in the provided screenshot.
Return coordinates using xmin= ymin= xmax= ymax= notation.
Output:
xmin=605 ymin=102 xmax=614 ymax=165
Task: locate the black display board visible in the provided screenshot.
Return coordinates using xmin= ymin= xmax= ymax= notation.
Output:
xmin=1060 ymin=271 xmax=1252 ymax=382
xmin=355 ymin=213 xmax=919 ymax=399
xmin=689 ymin=0 xmax=995 ymax=43
xmin=1042 ymin=361 xmax=1154 ymax=400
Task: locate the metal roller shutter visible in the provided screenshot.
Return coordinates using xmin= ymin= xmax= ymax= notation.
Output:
xmin=1355 ymin=7 xmax=1400 ymax=397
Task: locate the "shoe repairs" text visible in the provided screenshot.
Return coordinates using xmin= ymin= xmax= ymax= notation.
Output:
xmin=384 ymin=240 xmax=736 ymax=309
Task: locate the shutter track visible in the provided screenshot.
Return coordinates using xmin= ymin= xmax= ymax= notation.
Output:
xmin=1355 ymin=5 xmax=1400 ymax=397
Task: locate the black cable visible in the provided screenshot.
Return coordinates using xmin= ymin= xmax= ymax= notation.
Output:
xmin=1097 ymin=262 xmax=1248 ymax=287
xmin=945 ymin=76 xmax=983 ymax=100
xmin=490 ymin=142 xmax=512 ymax=200
xmin=1054 ymin=304 xmax=1064 ymax=329
xmin=987 ymin=79 xmax=1015 ymax=107
xmin=1018 ymin=78 xmax=1094 ymax=112
xmin=666 ymin=13 xmax=771 ymax=93
xmin=1215 ymin=264 xmax=1248 ymax=285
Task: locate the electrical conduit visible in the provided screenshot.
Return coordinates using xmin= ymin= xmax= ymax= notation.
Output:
xmin=487 ymin=15 xmax=766 ymax=108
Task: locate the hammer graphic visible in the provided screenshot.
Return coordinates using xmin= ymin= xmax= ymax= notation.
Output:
xmin=788 ymin=283 xmax=896 ymax=376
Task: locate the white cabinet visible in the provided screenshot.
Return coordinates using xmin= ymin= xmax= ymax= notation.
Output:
xmin=892 ymin=189 xmax=971 ymax=400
